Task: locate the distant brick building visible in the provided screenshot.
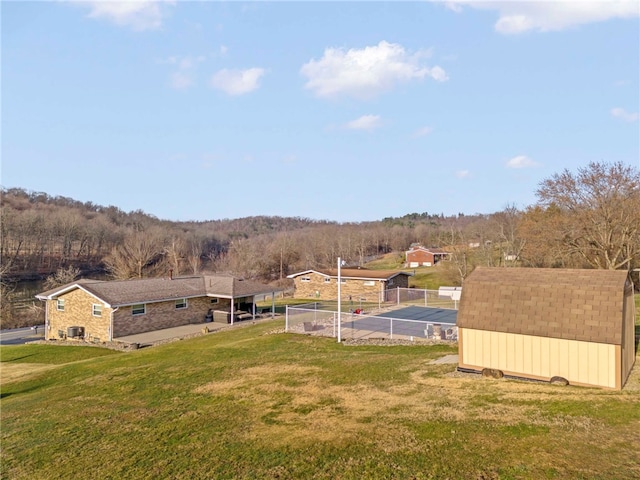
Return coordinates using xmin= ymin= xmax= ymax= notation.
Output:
xmin=287 ymin=268 xmax=411 ymax=302
xmin=405 ymin=244 xmax=449 ymax=268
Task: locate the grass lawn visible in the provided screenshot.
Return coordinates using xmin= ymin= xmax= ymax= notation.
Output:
xmin=1 ymin=320 xmax=639 ymax=480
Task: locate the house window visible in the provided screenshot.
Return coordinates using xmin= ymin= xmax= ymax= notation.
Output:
xmin=301 ymin=276 xmax=311 ymax=282
xmin=363 ymin=281 xmax=375 ymax=286
xmin=340 ymin=278 xmax=347 ymax=284
xmin=56 ymin=299 xmax=65 ymax=311
xmin=175 ymin=298 xmax=187 ymax=309
xmin=92 ymin=304 xmax=102 ymax=317
xmin=132 ymin=304 xmax=146 ymax=316
xmin=324 ymin=278 xmax=331 ymax=283
xmin=210 ymin=298 xmax=219 ymax=304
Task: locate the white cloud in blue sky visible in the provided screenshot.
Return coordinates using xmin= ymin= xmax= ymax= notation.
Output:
xmin=413 ymin=126 xmax=434 ymax=138
xmin=505 ymin=155 xmax=541 ymax=169
xmin=611 ymin=107 xmax=639 ymax=123
xmin=300 ymin=41 xmax=447 ymax=100
xmin=345 ymin=115 xmax=383 ymax=131
xmin=210 ymin=68 xmax=266 ymax=96
xmin=3 ymin=1 xmax=638 ymax=222
xmin=444 ymin=0 xmax=640 ymax=34
xmin=161 ymin=54 xmax=205 ymax=90
xmin=70 ymin=0 xmax=175 ymax=31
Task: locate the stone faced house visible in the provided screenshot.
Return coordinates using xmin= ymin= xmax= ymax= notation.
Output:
xmin=457 ymin=267 xmax=636 ymax=390
xmin=287 ymin=268 xmax=411 ymax=302
xmin=36 ymin=275 xmax=280 ymax=342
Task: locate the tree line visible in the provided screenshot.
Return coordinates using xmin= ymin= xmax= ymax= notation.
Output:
xmin=1 ymin=161 xmax=638 ymax=327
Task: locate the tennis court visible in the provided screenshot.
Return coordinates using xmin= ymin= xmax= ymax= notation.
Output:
xmin=341 ymin=306 xmax=458 ymax=340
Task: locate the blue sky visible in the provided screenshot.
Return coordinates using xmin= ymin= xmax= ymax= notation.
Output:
xmin=2 ymin=1 xmax=639 ymax=222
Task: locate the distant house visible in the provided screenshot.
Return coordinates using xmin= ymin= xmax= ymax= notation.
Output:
xmin=457 ymin=267 xmax=636 ymax=390
xmin=36 ymin=275 xmax=281 ymax=342
xmin=287 ymin=268 xmax=412 ymax=302
xmin=405 ymin=244 xmax=449 ymax=268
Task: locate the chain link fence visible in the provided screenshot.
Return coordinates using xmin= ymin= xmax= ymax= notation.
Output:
xmin=285 ymin=305 xmax=457 ymax=342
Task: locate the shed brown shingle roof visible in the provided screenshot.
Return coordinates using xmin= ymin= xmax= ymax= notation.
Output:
xmin=457 ymin=267 xmax=631 ymax=345
xmin=36 ymin=275 xmax=280 ymax=307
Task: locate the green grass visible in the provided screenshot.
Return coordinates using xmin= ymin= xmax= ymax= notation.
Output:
xmin=363 ymin=252 xmax=405 ymax=270
xmin=0 ymin=344 xmax=120 ymax=364
xmin=1 ymin=320 xmax=639 ymax=480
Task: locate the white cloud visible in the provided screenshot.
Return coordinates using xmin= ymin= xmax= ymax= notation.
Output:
xmin=159 ymin=55 xmax=205 ymax=90
xmin=456 ymin=169 xmax=470 ymax=178
xmin=70 ymin=0 xmax=175 ymax=31
xmin=611 ymin=107 xmax=639 ymax=123
xmin=170 ymin=71 xmax=193 ymax=90
xmin=210 ymin=68 xmax=265 ymax=96
xmin=345 ymin=115 xmax=383 ymax=131
xmin=442 ymin=1 xmax=640 ymax=34
xmin=505 ymin=155 xmax=540 ymax=169
xmin=300 ymin=41 xmax=447 ymax=100
xmin=413 ymin=126 xmax=433 ymax=137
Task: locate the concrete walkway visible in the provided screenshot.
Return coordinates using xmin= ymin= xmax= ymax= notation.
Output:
xmin=114 ymin=316 xmax=280 ymax=346
xmin=114 ymin=322 xmax=214 ymax=345
xmin=430 ymin=354 xmax=459 ymax=364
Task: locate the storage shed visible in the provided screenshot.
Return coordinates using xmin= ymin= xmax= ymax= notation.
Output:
xmin=457 ymin=267 xmax=636 ymax=390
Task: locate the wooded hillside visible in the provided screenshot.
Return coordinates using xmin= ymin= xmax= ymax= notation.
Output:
xmin=3 ymin=161 xmax=639 ymax=283
xmin=1 ymin=161 xmax=639 ymax=328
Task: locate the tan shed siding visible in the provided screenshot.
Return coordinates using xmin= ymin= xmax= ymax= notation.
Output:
xmin=460 ymin=328 xmax=617 ymax=389
xmin=45 ymin=289 xmax=112 ymax=341
xmin=621 ymin=285 xmax=636 ymax=386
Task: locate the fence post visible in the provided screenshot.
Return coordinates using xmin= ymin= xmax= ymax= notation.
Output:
xmin=424 ymin=289 xmax=427 ymax=307
xmin=333 ymin=312 xmax=336 ymax=338
xmin=390 ymin=318 xmax=393 ymax=340
xmin=397 ymin=286 xmax=400 ymax=305
xmin=285 ymin=305 xmax=289 ymax=332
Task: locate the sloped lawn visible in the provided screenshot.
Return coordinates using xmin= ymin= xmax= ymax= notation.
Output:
xmin=1 ymin=320 xmax=639 ymax=479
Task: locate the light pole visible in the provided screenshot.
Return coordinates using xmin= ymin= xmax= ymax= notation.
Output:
xmin=337 ymin=257 xmax=342 ymax=343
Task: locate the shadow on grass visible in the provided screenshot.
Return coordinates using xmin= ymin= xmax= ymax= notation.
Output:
xmin=2 ymin=354 xmax=36 ymax=362
xmin=0 ymin=384 xmax=42 ymax=399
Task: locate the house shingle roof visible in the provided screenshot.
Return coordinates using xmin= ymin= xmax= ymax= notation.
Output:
xmin=407 ymin=246 xmax=449 ymax=254
xmin=36 ymin=275 xmax=280 ymax=307
xmin=288 ymin=269 xmax=411 ymax=280
xmin=457 ymin=267 xmax=631 ymax=345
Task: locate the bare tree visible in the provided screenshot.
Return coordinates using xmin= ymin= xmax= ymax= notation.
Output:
xmin=104 ymin=228 xmax=165 ymax=279
xmin=492 ymin=205 xmax=526 ymax=266
xmin=43 ymin=265 xmax=81 ymax=290
xmin=186 ymin=235 xmax=204 ymax=275
xmin=517 ymin=205 xmax=571 ymax=268
xmin=0 ymin=259 xmax=16 ymax=328
xmin=164 ymin=235 xmax=187 ymax=276
xmin=536 ymin=161 xmax=640 ymax=270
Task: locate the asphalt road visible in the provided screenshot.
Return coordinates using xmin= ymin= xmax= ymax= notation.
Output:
xmin=0 ymin=325 xmax=45 ymax=345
